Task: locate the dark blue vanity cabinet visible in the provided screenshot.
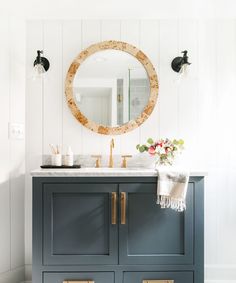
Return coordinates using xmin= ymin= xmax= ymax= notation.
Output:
xmin=33 ymin=176 xmax=204 ymax=283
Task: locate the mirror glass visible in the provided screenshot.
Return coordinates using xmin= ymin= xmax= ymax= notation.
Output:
xmin=73 ymin=50 xmax=150 ymax=127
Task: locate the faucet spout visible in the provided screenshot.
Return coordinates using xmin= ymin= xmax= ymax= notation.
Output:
xmin=109 ymin=138 xmax=115 ymax=168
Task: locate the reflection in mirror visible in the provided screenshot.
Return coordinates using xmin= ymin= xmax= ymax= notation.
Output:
xmin=73 ymin=50 xmax=150 ymax=127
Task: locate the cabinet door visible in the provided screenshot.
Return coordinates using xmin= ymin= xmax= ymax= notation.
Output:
xmin=119 ymin=183 xmax=193 ymax=265
xmin=43 ymin=183 xmax=118 ymax=265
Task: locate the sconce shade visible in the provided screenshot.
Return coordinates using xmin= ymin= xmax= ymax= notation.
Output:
xmin=33 ymin=50 xmax=50 ymax=72
xmin=171 ymin=50 xmax=191 ymax=73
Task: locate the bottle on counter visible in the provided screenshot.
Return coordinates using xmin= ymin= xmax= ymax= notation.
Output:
xmin=64 ymin=146 xmax=74 ymax=166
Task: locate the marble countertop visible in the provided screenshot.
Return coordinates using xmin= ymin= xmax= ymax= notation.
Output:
xmin=31 ymin=167 xmax=207 ymax=177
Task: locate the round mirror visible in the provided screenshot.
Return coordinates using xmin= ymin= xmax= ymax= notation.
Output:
xmin=65 ymin=41 xmax=158 ymax=135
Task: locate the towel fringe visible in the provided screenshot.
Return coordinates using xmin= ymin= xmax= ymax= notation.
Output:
xmin=157 ymin=195 xmax=186 ymax=212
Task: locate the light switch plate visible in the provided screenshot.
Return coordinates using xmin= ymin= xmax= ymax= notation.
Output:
xmin=8 ymin=123 xmax=25 ymax=140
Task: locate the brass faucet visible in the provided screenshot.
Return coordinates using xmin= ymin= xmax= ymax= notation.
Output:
xmin=109 ymin=138 xmax=115 ymax=168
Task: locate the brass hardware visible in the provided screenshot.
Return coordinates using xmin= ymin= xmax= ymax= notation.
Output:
xmin=121 ymin=192 xmax=126 ymax=224
xmin=121 ymin=155 xmax=132 ymax=168
xmin=91 ymin=155 xmax=102 ymax=168
xmin=63 ymin=281 xmax=94 ymax=283
xmin=143 ymin=280 xmax=174 ymax=283
xmin=111 ymin=192 xmax=117 ymax=224
xmin=117 ymin=94 xmax=123 ymax=103
xmin=109 ymin=138 xmax=115 ymax=168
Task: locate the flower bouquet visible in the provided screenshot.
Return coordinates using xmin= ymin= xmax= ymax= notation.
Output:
xmin=136 ymin=138 xmax=184 ymax=166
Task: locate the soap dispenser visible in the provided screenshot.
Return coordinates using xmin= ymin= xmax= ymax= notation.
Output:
xmin=64 ymin=146 xmax=74 ymax=166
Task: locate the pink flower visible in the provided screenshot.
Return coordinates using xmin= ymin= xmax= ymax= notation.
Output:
xmin=148 ymin=146 xmax=156 ymax=155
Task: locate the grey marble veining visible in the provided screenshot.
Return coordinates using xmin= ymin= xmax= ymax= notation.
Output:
xmin=42 ymin=154 xmax=156 ymax=169
xmin=31 ymin=167 xmax=207 ymax=177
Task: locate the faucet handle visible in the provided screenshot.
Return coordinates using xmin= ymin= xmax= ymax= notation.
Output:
xmin=91 ymin=155 xmax=102 ymax=168
xmin=121 ymin=155 xmax=132 ymax=168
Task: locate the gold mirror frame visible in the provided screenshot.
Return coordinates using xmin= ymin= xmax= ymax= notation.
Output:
xmin=65 ymin=40 xmax=158 ymax=135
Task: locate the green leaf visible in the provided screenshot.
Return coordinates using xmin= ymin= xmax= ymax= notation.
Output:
xmin=147 ymin=138 xmax=154 ymax=145
xmin=139 ymin=145 xmax=147 ymax=153
xmin=136 ymin=144 xmax=140 ymax=150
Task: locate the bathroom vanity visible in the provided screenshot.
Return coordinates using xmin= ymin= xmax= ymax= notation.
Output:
xmin=32 ymin=169 xmax=205 ymax=283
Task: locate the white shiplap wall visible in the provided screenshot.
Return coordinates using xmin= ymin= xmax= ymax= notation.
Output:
xmin=0 ymin=17 xmax=25 ymax=283
xmin=26 ymin=19 xmax=236 ymax=282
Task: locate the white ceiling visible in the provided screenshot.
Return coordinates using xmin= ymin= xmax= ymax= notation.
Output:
xmin=3 ymin=0 xmax=236 ymax=19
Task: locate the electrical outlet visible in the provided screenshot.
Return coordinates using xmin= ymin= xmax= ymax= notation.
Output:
xmin=8 ymin=123 xmax=25 ymax=140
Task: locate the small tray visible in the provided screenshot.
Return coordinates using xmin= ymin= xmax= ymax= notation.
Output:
xmin=40 ymin=165 xmax=81 ymax=169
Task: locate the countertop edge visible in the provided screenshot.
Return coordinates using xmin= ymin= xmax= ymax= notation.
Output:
xmin=31 ymin=168 xmax=208 ymax=177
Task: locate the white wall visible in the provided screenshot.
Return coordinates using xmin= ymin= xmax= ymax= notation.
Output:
xmin=25 ymin=19 xmax=236 ymax=283
xmin=0 ymin=17 xmax=25 ymax=283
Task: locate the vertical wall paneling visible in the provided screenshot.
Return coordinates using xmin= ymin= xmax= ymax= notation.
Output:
xmin=101 ymin=20 xmax=121 ymax=41
xmin=178 ymin=19 xmax=198 ymax=165
xmin=62 ymin=20 xmax=83 ymax=154
xmin=139 ymin=20 xmax=160 ymax=142
xmin=0 ymin=18 xmax=11 ymax=274
xmin=159 ymin=20 xmax=179 ymax=138
xmin=0 ymin=16 xmax=25 ymax=282
xmin=9 ymin=17 xmax=25 ymax=270
xmin=25 ymin=20 xmax=44 ymax=266
xmin=81 ymin=20 xmax=103 ymax=155
xmin=198 ymin=20 xmax=219 ymax=267
xmin=43 ymin=21 xmax=63 ymax=155
xmin=215 ymin=20 xmax=236 ymax=265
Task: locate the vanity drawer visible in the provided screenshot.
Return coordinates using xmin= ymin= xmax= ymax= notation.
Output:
xmin=43 ymin=272 xmax=114 ymax=283
xmin=123 ymin=271 xmax=193 ymax=283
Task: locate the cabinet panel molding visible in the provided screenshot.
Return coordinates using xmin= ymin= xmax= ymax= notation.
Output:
xmin=33 ymin=176 xmax=204 ymax=283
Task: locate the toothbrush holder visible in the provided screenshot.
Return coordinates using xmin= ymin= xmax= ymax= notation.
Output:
xmin=51 ymin=154 xmax=62 ymax=166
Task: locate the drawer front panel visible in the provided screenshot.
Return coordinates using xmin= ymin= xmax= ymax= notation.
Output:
xmin=123 ymin=271 xmax=193 ymax=283
xmin=44 ymin=272 xmax=114 ymax=283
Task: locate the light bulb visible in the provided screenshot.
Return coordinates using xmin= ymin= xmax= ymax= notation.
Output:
xmin=32 ymin=63 xmax=46 ymax=80
xmin=175 ymin=63 xmax=188 ymax=85
xmin=179 ymin=63 xmax=188 ymax=76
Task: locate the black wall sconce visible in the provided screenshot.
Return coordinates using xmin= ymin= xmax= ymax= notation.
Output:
xmin=33 ymin=50 xmax=50 ymax=78
xmin=171 ymin=50 xmax=191 ymax=73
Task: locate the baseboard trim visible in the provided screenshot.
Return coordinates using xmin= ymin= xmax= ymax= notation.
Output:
xmin=206 ymin=264 xmax=236 ymax=281
xmin=0 ymin=266 xmax=25 ymax=283
xmin=24 ymin=265 xmax=32 ymax=282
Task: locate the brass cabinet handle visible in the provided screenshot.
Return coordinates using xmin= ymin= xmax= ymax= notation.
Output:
xmin=111 ymin=192 xmax=117 ymax=225
xmin=143 ymin=280 xmax=174 ymax=283
xmin=63 ymin=281 xmax=94 ymax=283
xmin=121 ymin=192 xmax=126 ymax=225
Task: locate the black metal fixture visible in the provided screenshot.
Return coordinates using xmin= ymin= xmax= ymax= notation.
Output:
xmin=33 ymin=50 xmax=50 ymax=76
xmin=171 ymin=50 xmax=191 ymax=73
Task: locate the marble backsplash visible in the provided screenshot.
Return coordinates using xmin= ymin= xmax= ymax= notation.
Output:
xmin=42 ymin=154 xmax=156 ymax=169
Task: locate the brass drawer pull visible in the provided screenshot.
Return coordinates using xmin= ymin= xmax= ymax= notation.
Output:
xmin=63 ymin=281 xmax=94 ymax=283
xmin=143 ymin=280 xmax=174 ymax=283
xmin=111 ymin=192 xmax=117 ymax=224
xmin=121 ymin=192 xmax=126 ymax=225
